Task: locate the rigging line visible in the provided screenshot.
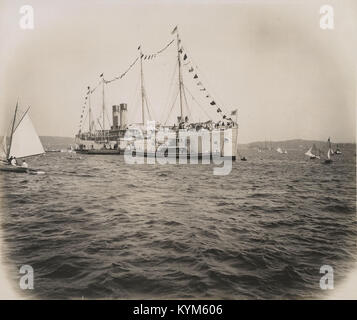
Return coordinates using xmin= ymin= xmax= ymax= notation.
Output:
xmin=154 ymin=39 xmax=175 ymax=55
xmin=143 ymin=89 xmax=154 ymax=122
xmin=90 ymin=80 xmax=102 ymax=94
xmin=184 ymin=85 xmax=213 ymax=121
xmin=105 ymin=110 xmax=111 ymax=129
xmin=164 ymin=88 xmax=179 ymax=125
xmin=96 ymin=118 xmax=103 ymax=130
xmin=130 ymin=71 xmax=142 ymax=124
xmin=161 ymin=60 xmax=178 ymax=118
xmin=105 ymin=56 xmax=139 ymax=84
xmin=145 ymin=96 xmax=153 ymax=122
xmin=181 ymin=84 xmax=192 ymax=121
xmin=81 ymin=107 xmax=89 ymax=131
xmin=139 ymin=67 xmax=153 ymax=122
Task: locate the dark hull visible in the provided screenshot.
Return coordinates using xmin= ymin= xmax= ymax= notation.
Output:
xmin=0 ymin=165 xmax=44 ymax=174
xmin=75 ymin=149 xmax=123 ymax=155
xmin=0 ymin=166 xmax=28 ymax=173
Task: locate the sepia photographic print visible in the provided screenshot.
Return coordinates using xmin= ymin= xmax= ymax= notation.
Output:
xmin=0 ymin=0 xmax=356 ymax=305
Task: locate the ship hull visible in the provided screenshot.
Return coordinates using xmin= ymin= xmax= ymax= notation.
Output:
xmin=75 ymin=126 xmax=238 ymax=161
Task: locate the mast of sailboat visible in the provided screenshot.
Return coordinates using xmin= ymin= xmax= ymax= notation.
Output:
xmin=102 ymin=76 xmax=105 ymax=141
xmin=176 ymin=30 xmax=183 ymax=121
xmin=88 ymin=86 xmax=92 ymax=134
xmin=139 ymin=47 xmax=145 ymax=125
xmin=6 ymin=100 xmax=19 ymax=159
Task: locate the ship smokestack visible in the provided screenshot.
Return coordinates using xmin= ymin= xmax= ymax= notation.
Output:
xmin=112 ymin=105 xmax=120 ymax=129
xmin=119 ymin=103 xmax=127 ymax=129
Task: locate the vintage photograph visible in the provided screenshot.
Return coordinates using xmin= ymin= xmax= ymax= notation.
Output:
xmin=0 ymin=0 xmax=356 ymax=300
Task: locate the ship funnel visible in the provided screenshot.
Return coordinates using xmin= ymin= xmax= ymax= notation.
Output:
xmin=112 ymin=105 xmax=120 ymax=129
xmin=119 ymin=103 xmax=127 ymax=129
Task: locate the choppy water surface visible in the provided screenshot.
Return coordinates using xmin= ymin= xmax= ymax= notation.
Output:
xmin=1 ymin=146 xmax=356 ymax=299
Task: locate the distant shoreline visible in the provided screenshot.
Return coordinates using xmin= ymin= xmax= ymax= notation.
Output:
xmin=38 ymin=136 xmax=357 ymax=146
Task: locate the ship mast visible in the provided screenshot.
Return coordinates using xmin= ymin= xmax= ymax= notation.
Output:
xmin=177 ymin=31 xmax=183 ymax=121
xmin=7 ymin=100 xmax=19 ymax=159
xmin=139 ymin=48 xmax=145 ymax=125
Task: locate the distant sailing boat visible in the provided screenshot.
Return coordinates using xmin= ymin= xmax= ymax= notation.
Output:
xmin=324 ymin=137 xmax=333 ymax=164
xmin=0 ymin=102 xmax=45 ymax=173
xmin=305 ymin=144 xmax=320 ymax=159
xmin=335 ymin=144 xmax=342 ymax=155
xmin=276 ymin=147 xmax=283 ymax=154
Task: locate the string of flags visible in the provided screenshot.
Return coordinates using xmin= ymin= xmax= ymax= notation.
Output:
xmin=79 ymin=39 xmax=175 ymax=130
xmin=138 ymin=39 xmax=174 ymax=61
xmin=180 ymin=45 xmax=235 ymax=122
xmin=79 ymin=30 xmax=237 ymax=131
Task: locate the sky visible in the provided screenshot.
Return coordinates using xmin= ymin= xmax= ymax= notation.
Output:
xmin=0 ymin=0 xmax=356 ymax=143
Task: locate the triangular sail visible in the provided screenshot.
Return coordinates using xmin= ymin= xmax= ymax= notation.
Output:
xmin=0 ymin=135 xmax=7 ymax=159
xmin=9 ymin=112 xmax=44 ymax=158
xmin=305 ymin=147 xmax=313 ymax=157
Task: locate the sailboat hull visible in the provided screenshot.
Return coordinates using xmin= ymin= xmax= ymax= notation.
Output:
xmin=0 ymin=165 xmax=28 ymax=173
xmin=0 ymin=164 xmax=44 ymax=174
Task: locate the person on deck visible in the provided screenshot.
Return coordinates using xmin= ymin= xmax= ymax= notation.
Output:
xmin=10 ymin=157 xmax=17 ymax=166
xmin=21 ymin=160 xmax=28 ymax=168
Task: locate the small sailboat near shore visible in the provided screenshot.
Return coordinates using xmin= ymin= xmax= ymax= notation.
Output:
xmin=276 ymin=147 xmax=287 ymax=154
xmin=335 ymin=144 xmax=342 ymax=155
xmin=0 ymin=102 xmax=45 ymax=174
xmin=305 ymin=144 xmax=320 ymax=159
xmin=324 ymin=148 xmax=333 ymax=164
xmin=324 ymin=137 xmax=333 ymax=164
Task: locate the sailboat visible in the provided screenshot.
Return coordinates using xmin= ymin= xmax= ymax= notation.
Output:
xmin=324 ymin=138 xmax=333 ymax=164
xmin=335 ymin=144 xmax=342 ymax=155
xmin=324 ymin=148 xmax=333 ymax=164
xmin=276 ymin=147 xmax=283 ymax=154
xmin=305 ymin=144 xmax=320 ymax=159
xmin=0 ymin=102 xmax=45 ymax=173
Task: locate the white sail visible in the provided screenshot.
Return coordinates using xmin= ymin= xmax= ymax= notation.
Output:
xmin=327 ymin=148 xmax=331 ymax=160
xmin=305 ymin=147 xmax=313 ymax=157
xmin=9 ymin=112 xmax=44 ymax=158
xmin=276 ymin=147 xmax=283 ymax=154
xmin=0 ymin=135 xmax=7 ymax=159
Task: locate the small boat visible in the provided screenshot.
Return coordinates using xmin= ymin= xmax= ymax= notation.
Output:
xmin=324 ymin=149 xmax=333 ymax=164
xmin=324 ymin=138 xmax=333 ymax=164
xmin=305 ymin=144 xmax=320 ymax=159
xmin=276 ymin=147 xmax=283 ymax=154
xmin=335 ymin=144 xmax=342 ymax=155
xmin=0 ymin=101 xmax=45 ymax=174
xmin=240 ymin=156 xmax=247 ymax=161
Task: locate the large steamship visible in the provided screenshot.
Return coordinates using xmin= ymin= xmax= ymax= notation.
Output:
xmin=75 ymin=27 xmax=238 ymax=160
